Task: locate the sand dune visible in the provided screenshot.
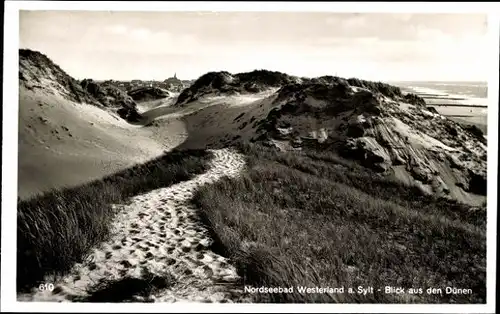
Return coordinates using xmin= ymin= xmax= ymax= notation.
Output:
xmin=18 ymin=149 xmax=251 ymax=303
xmin=168 ymin=81 xmax=487 ymax=206
xmin=134 ymin=89 xmax=276 ymax=146
xmin=140 ymin=90 xmax=273 ymax=120
xmin=18 ymin=49 xmax=191 ymax=200
xmin=18 ymin=88 xmax=186 ymax=200
xmin=21 ymin=65 xmax=487 ymax=206
xmin=164 ymin=90 xmax=280 ymax=149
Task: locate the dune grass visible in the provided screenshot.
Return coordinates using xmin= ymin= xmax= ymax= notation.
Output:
xmin=17 ymin=148 xmax=212 ymax=292
xmin=192 ymin=142 xmax=486 ymax=303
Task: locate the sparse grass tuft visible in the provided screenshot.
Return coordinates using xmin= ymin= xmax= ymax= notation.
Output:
xmin=17 ymin=149 xmax=212 ymax=292
xmin=193 ymin=142 xmax=486 ymax=303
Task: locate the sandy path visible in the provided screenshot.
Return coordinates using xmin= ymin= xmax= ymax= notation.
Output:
xmin=19 ymin=149 xmax=251 ymax=303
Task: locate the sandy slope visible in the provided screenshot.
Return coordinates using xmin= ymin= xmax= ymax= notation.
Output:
xmin=174 ymin=90 xmax=280 ymax=149
xmin=18 ymin=148 xmax=251 ymax=303
xmin=135 ymin=92 xmax=179 ymax=114
xmin=126 ymin=88 xmax=280 ymax=152
xmin=139 ymin=92 xmax=268 ymax=124
xmin=18 ymin=88 xmax=187 ymax=200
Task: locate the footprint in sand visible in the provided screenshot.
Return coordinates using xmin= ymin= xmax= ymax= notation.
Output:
xmin=19 ymin=148 xmax=252 ymax=303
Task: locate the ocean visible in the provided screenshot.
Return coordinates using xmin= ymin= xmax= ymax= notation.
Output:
xmin=391 ymin=81 xmax=488 ymax=133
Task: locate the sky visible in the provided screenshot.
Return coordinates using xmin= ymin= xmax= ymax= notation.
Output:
xmin=19 ymin=11 xmax=489 ymax=82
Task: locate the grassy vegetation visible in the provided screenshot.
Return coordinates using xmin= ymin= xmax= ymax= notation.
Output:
xmin=17 ymin=149 xmax=213 ymax=292
xmin=192 ymin=142 xmax=486 ymax=303
xmin=19 ymin=49 xmax=100 ymax=106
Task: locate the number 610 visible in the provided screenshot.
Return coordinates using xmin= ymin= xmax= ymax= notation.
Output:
xmin=38 ymin=283 xmax=54 ymax=291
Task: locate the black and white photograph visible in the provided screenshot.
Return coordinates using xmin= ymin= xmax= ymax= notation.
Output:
xmin=1 ymin=1 xmax=498 ymax=313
